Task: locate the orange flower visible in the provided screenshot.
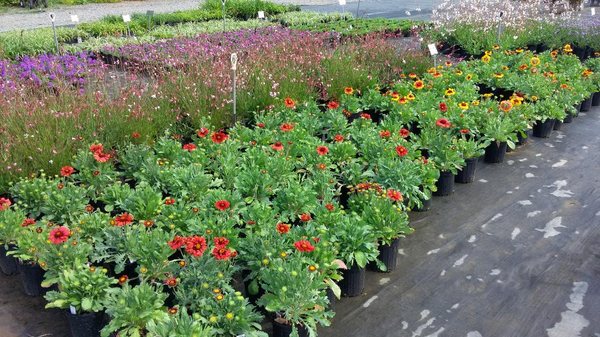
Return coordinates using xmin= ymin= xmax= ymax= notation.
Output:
xmin=481 ymin=54 xmax=491 ymax=63
xmin=550 ymin=50 xmax=558 ymax=58
xmin=530 ymin=56 xmax=541 ymax=66
xmin=398 ymin=97 xmax=408 ymax=104
xmin=284 ymin=97 xmax=296 ymax=109
xmin=413 ymin=80 xmax=424 ymax=90
xmin=344 ymin=87 xmax=354 ymax=95
xmin=499 ymin=100 xmax=513 ymax=112
xmin=458 ymin=102 xmax=469 ymax=110
xmin=519 ymin=64 xmax=528 ymax=71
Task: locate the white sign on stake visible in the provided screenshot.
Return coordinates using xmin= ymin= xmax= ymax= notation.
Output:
xmin=338 ymin=0 xmax=346 ymax=5
xmin=49 ymin=12 xmax=55 ymax=22
xmin=122 ymin=14 xmax=131 ymax=22
xmin=258 ymin=11 xmax=265 ymax=19
xmin=592 ymin=8 xmax=596 ymax=16
xmin=70 ymin=15 xmax=79 ymax=23
xmin=231 ymin=53 xmax=238 ymax=70
xmin=427 ymin=43 xmax=438 ymax=56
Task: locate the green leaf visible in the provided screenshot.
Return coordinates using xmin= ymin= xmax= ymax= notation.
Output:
xmin=81 ymin=298 xmax=92 ymax=311
xmin=247 ymin=279 xmax=260 ymax=296
xmin=354 ymin=251 xmax=367 ymax=268
xmin=507 ymin=139 xmax=516 ymax=150
xmin=325 ymin=278 xmax=341 ymax=299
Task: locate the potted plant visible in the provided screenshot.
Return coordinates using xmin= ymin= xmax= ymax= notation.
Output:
xmin=145 ymin=309 xmax=214 ymax=337
xmin=8 ymin=220 xmax=48 ymax=296
xmin=45 ymin=263 xmax=118 ymax=337
xmin=454 ymin=135 xmax=487 ymax=183
xmin=0 ymin=203 xmax=24 ymax=275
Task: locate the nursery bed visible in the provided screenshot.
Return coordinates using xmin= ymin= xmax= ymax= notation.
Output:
xmin=2 ymin=108 xmax=599 ymax=337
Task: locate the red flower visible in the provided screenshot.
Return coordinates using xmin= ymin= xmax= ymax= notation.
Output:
xmin=93 ymin=151 xmax=111 ymax=163
xmin=436 ymin=118 xmax=452 ymax=128
xmin=89 ymin=143 xmax=104 ymax=154
xmin=276 ymin=223 xmax=290 ymax=234
xmin=60 ymin=166 xmax=75 ymax=177
xmin=334 ymin=134 xmax=344 ymax=143
xmin=271 ymin=142 xmax=284 ymax=151
xmin=49 ymin=226 xmax=70 ymax=245
xmin=399 ymin=128 xmax=410 ymax=138
xmin=215 ymin=200 xmax=231 ymax=211
xmin=197 ymin=128 xmax=209 ymax=138
xmin=300 ymin=213 xmax=312 ymax=222
xmin=439 ymin=102 xmax=448 ymax=112
xmin=387 ymin=189 xmax=403 ymax=202
xmin=0 ymin=198 xmax=12 ymax=211
xmin=312 ymin=237 xmax=320 ymax=243
xmin=395 ymin=145 xmax=409 ymax=157
xmin=380 ymin=130 xmax=391 ymax=138
xmin=182 ymin=143 xmax=196 ymax=152
xmin=327 ymin=101 xmax=340 ymax=110
xmin=211 ymin=131 xmax=229 ymax=144
xmin=131 ymin=132 xmax=141 ymax=139
xmin=280 ymin=123 xmax=294 ymax=132
xmin=213 ymin=237 xmax=230 ymax=248
xmin=168 ymin=235 xmax=186 ymax=250
xmin=256 ymin=122 xmax=265 ymax=128
xmin=85 ymin=204 xmax=94 ymax=213
xmin=21 ymin=218 xmax=36 ymax=227
xmin=164 ymin=277 xmax=178 ymax=287
xmin=414 ymin=80 xmax=424 ymax=90
xmin=344 ymin=87 xmax=354 ymax=95
xmin=114 ymin=213 xmax=134 ymax=227
xmin=460 ymin=129 xmax=470 ymax=134
xmin=360 ymin=113 xmax=372 ymax=120
xmin=316 ymin=146 xmax=329 ymax=156
xmin=284 ymin=97 xmax=296 ymax=109
xmin=325 ymin=203 xmax=335 ymax=211
xmin=185 ymin=235 xmax=207 ymax=257
xmin=92 ymin=170 xmax=100 ymax=176
xmin=118 ymin=275 xmax=128 ymax=285
xmin=294 ymin=240 xmax=315 ymax=253
xmin=164 ymin=197 xmax=176 ymax=205
xmin=212 ymin=247 xmax=232 ymax=260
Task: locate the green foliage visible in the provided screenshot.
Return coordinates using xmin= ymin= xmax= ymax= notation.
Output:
xmin=202 ymin=0 xmax=299 ymax=20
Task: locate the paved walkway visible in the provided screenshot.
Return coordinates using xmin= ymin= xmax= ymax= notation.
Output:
xmin=322 ymin=105 xmax=600 ymax=337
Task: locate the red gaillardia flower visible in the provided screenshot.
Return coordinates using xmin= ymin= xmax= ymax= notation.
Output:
xmin=460 ymin=129 xmax=470 ymax=135
xmin=439 ymin=102 xmax=448 ymax=112
xmin=131 ymin=132 xmax=141 ymax=139
xmin=316 ymin=146 xmax=329 ymax=156
xmin=213 ymin=237 xmax=230 ymax=248
xmin=436 ymin=118 xmax=452 ymax=128
xmin=271 ymin=142 xmax=284 ymax=151
xmin=300 ymin=213 xmax=312 ymax=222
xmin=182 ymin=143 xmax=196 ymax=152
xmin=294 ymin=240 xmax=315 ymax=253
xmin=118 ymin=275 xmax=128 ymax=285
xmin=325 ymin=203 xmax=335 ymax=211
xmin=413 ymin=80 xmax=424 ymax=90
xmin=284 ymin=97 xmax=296 ymax=109
xmin=499 ymin=100 xmax=513 ymax=112
xmin=0 ymin=198 xmax=12 ymax=211
xmin=114 ymin=213 xmax=134 ymax=227
xmin=327 ymin=101 xmax=340 ymax=110
xmin=60 ymin=166 xmax=75 ymax=177
xmin=168 ymin=236 xmax=186 ymax=250
xmin=49 ymin=226 xmax=70 ymax=245
xmin=380 ymin=130 xmax=391 ymax=138
xmin=185 ymin=235 xmax=207 ymax=257
xmin=164 ymin=277 xmax=178 ymax=287
xmin=256 ymin=122 xmax=265 ymax=128
xmin=94 ymin=151 xmax=111 ymax=163
xmin=21 ymin=218 xmax=36 ymax=227
xmin=211 ymin=131 xmax=229 ymax=144
xmin=387 ymin=189 xmax=403 ymax=202
xmin=334 ymin=134 xmax=344 ymax=143
xmin=212 ymin=247 xmax=232 ymax=260
xmin=197 ymin=127 xmax=209 ymax=138
xmin=276 ymin=223 xmax=291 ymax=234
xmin=164 ymin=197 xmax=176 ymax=205
xmin=344 ymin=87 xmax=354 ymax=95
xmin=361 ymin=113 xmax=372 ymax=120
xmin=395 ymin=145 xmax=409 ymax=157
xmin=215 ymin=200 xmax=231 ymax=211
xmin=280 ymin=123 xmax=295 ymax=132
xmin=89 ymin=143 xmax=104 ymax=154
xmin=399 ymin=128 xmax=410 ymax=138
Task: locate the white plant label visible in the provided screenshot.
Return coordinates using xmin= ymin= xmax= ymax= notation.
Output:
xmin=49 ymin=12 xmax=55 ymax=22
xmin=592 ymin=8 xmax=596 ymax=16
xmin=428 ymin=43 xmax=438 ymax=56
xmin=122 ymin=14 xmax=131 ymax=22
xmin=69 ymin=305 xmax=77 ymax=315
xmin=258 ymin=11 xmax=265 ymax=19
xmin=230 ymin=53 xmax=238 ymax=71
xmin=70 ymin=15 xmax=79 ymax=23
xmin=338 ymin=0 xmax=346 ymax=5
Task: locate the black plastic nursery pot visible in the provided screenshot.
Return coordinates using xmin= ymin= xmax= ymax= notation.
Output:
xmin=272 ymin=319 xmax=309 ymax=337
xmin=376 ymin=237 xmax=400 ymax=273
xmin=455 ymin=158 xmax=478 ymax=184
xmin=552 ymin=119 xmax=563 ymax=131
xmin=592 ymin=92 xmax=600 ymax=107
xmin=434 ymin=170 xmax=455 ymax=196
xmin=532 ymin=119 xmax=555 ymax=138
xmin=414 ymin=196 xmax=432 ymax=212
xmin=17 ymin=260 xmax=44 ymax=296
xmin=580 ymin=97 xmax=593 ymax=112
xmin=67 ymin=311 xmax=104 ymax=337
xmin=484 ymin=141 xmax=507 ymax=164
xmin=0 ymin=244 xmax=18 ymax=276
xmin=339 ymin=263 xmax=365 ymax=297
xmin=516 ymin=130 xmax=529 ymax=146
xmin=564 ymin=113 xmax=574 ymax=124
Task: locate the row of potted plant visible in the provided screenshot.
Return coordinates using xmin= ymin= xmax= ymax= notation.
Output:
xmin=1 ymin=45 xmax=598 ymax=337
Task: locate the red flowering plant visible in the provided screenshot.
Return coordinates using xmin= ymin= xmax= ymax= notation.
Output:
xmin=71 ymin=144 xmax=121 ymax=199
xmin=6 ymin=217 xmax=49 ymax=265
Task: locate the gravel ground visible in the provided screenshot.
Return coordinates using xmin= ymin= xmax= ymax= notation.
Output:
xmin=0 ymin=0 xmax=344 ymax=32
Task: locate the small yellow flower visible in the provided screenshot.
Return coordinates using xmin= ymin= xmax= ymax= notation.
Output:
xmin=466 ymin=74 xmax=473 ymax=80
xmin=563 ymin=44 xmax=573 ymax=53
xmin=140 ymin=266 xmax=148 ymax=274
xmin=226 ymin=313 xmax=234 ymax=320
xmin=515 ymin=48 xmax=524 ymax=53
xmin=209 ymin=315 xmax=218 ymax=323
xmin=530 ymin=56 xmax=541 ymax=66
xmin=530 ymin=96 xmax=538 ymax=102
xmin=481 ymin=54 xmax=491 ymax=63
xmin=445 ymin=88 xmax=456 ymax=96
xmin=494 ymin=73 xmax=504 ymax=79
xmin=458 ymin=102 xmax=469 ymax=110
xmin=472 ymin=100 xmax=480 ymax=106
xmin=280 ymin=251 xmax=287 ymax=258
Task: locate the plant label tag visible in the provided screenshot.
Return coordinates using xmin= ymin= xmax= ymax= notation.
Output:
xmin=49 ymin=12 xmax=55 ymax=22
xmin=146 ymin=10 xmax=154 ymax=16
xmin=428 ymin=43 xmax=438 ymax=56
xmin=258 ymin=11 xmax=265 ymax=19
xmin=122 ymin=14 xmax=131 ymax=22
xmin=70 ymin=15 xmax=79 ymax=23
xmin=338 ymin=0 xmax=346 ymax=5
xmin=69 ymin=305 xmax=76 ymax=315
xmin=230 ymin=53 xmax=238 ymax=71
xmin=592 ymin=8 xmax=596 ymax=16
